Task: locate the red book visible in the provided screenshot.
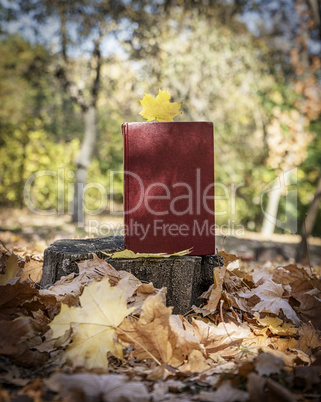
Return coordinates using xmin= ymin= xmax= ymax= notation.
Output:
xmin=123 ymin=122 xmax=215 ymax=255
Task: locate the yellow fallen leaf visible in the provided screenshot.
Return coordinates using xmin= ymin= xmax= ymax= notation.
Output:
xmin=118 ymin=293 xmax=200 ymax=366
xmin=178 ymin=350 xmax=210 ymax=373
xmin=253 ymin=312 xmax=297 ymax=336
xmin=139 ymin=89 xmax=182 ymax=122
xmin=110 ymin=248 xmax=192 ymax=259
xmin=49 ymin=277 xmax=135 ymax=369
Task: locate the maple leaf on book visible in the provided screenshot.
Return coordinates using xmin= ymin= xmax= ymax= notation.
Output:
xmin=139 ymin=89 xmax=182 ymax=122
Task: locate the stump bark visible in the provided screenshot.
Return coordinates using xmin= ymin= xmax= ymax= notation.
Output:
xmin=41 ymin=236 xmax=220 ymax=314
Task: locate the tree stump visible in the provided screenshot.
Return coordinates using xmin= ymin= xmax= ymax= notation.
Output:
xmin=41 ymin=236 xmax=221 ymax=314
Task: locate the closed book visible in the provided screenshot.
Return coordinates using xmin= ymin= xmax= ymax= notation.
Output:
xmin=123 ymin=122 xmax=215 ymax=255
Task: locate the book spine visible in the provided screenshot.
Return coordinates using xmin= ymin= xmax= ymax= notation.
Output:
xmin=122 ymin=123 xmax=129 ymax=250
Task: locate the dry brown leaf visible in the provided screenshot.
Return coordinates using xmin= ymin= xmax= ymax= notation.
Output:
xmin=200 ymin=265 xmax=227 ymax=312
xmin=293 ymin=366 xmax=321 ymax=391
xmin=46 ymin=373 xmax=149 ymax=402
xmin=17 ymin=378 xmax=44 ymax=402
xmin=0 ymin=281 xmax=41 ymax=320
xmin=292 ymin=291 xmax=321 ymax=330
xmin=42 ymin=255 xmax=148 ymax=309
xmin=0 ymin=253 xmax=20 ymax=285
xmin=247 ymin=372 xmax=266 ymax=401
xmin=248 ymin=372 xmax=297 ymax=402
xmin=79 ymin=255 xmax=162 ymax=315
xmin=238 ymin=280 xmax=300 ymax=324
xmin=39 ymin=273 xmax=83 ymax=306
xmin=77 ymin=254 xmax=129 ymax=285
xmin=217 ymin=251 xmax=239 ymax=266
xmin=118 ymin=293 xmax=200 ymax=366
xmin=264 ymin=378 xmax=298 ymax=401
xmin=178 ymin=350 xmax=210 ymax=373
xmin=0 ymin=386 xmax=10 ymax=402
xmin=251 ymin=264 xmax=274 ymax=284
xmin=199 ymin=381 xmax=248 ymax=402
xmin=272 ymin=264 xmax=308 ymax=285
xmin=20 ymin=258 xmax=43 ymax=283
xmin=254 ymin=352 xmax=284 ymax=376
xmin=253 ymin=312 xmax=297 ymax=336
xmin=284 ymin=323 xmax=321 ymax=355
xmin=0 ymin=316 xmax=48 ymax=366
xmin=192 ymin=319 xmax=254 ymax=357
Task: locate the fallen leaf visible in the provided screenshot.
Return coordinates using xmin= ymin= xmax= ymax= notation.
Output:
xmin=293 ymin=366 xmax=321 ymax=391
xmin=199 ymin=381 xmax=248 ymax=402
xmin=46 ymin=373 xmax=149 ymax=402
xmin=238 ymin=280 xmax=300 ymax=324
xmin=78 ymin=254 xmax=130 ymax=284
xmin=192 ymin=319 xmax=254 ymax=358
xmin=0 ymin=281 xmax=41 ymax=320
xmin=286 ymin=323 xmax=321 ymax=355
xmin=254 ymin=352 xmax=284 ymax=376
xmin=200 ymin=265 xmax=227 ymax=312
xmin=178 ymin=350 xmax=210 ymax=373
xmin=292 ymin=292 xmax=321 ymax=330
xmin=17 ymin=378 xmax=44 ymax=401
xmin=20 ymin=257 xmax=43 ymax=283
xmin=49 ymin=277 xmax=135 ymax=369
xmin=0 ymin=386 xmax=10 ymax=402
xmin=265 ymin=378 xmax=298 ymax=401
xmin=118 ymin=293 xmax=200 ymax=366
xmin=0 ymin=253 xmax=20 ymax=285
xmin=217 ymin=250 xmax=239 ymax=265
xmin=247 ymin=372 xmax=297 ymax=402
xmin=0 ymin=316 xmax=48 ymax=366
xmin=110 ymin=248 xmax=192 ymax=259
xmin=139 ymin=89 xmax=182 ymax=122
xmin=253 ymin=312 xmax=297 ymax=336
xmin=42 ymin=255 xmax=142 ymax=308
xmin=247 ymin=372 xmax=266 ymax=400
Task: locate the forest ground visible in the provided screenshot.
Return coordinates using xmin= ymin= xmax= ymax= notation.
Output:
xmin=1 ymin=207 xmax=321 ymax=401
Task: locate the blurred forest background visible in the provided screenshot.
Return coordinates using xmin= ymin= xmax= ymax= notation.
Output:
xmin=0 ymin=0 xmax=321 ymax=260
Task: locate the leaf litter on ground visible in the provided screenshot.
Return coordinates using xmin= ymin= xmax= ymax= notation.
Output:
xmin=0 ymin=241 xmax=321 ymax=401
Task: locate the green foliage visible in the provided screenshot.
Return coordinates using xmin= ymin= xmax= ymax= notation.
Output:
xmin=0 ymin=1 xmax=320 ymax=236
xmin=0 ymin=129 xmax=79 ymax=210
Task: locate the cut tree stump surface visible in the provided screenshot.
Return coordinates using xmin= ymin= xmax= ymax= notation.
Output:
xmin=41 ymin=236 xmax=220 ymax=314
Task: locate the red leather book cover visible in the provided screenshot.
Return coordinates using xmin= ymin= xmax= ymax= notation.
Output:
xmin=123 ymin=122 xmax=215 ymax=255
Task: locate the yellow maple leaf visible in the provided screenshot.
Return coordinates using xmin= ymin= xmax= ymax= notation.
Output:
xmin=109 ymin=247 xmax=192 ymax=259
xmin=49 ymin=277 xmax=135 ymax=369
xmin=253 ymin=312 xmax=297 ymax=336
xmin=139 ymin=89 xmax=182 ymax=122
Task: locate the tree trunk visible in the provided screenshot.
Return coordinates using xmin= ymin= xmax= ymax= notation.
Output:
xmin=261 ymin=170 xmax=292 ymax=236
xmin=261 ymin=182 xmax=282 ymax=236
xmin=296 ymin=172 xmax=321 ymax=262
xmin=72 ymin=105 xmax=97 ymax=225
